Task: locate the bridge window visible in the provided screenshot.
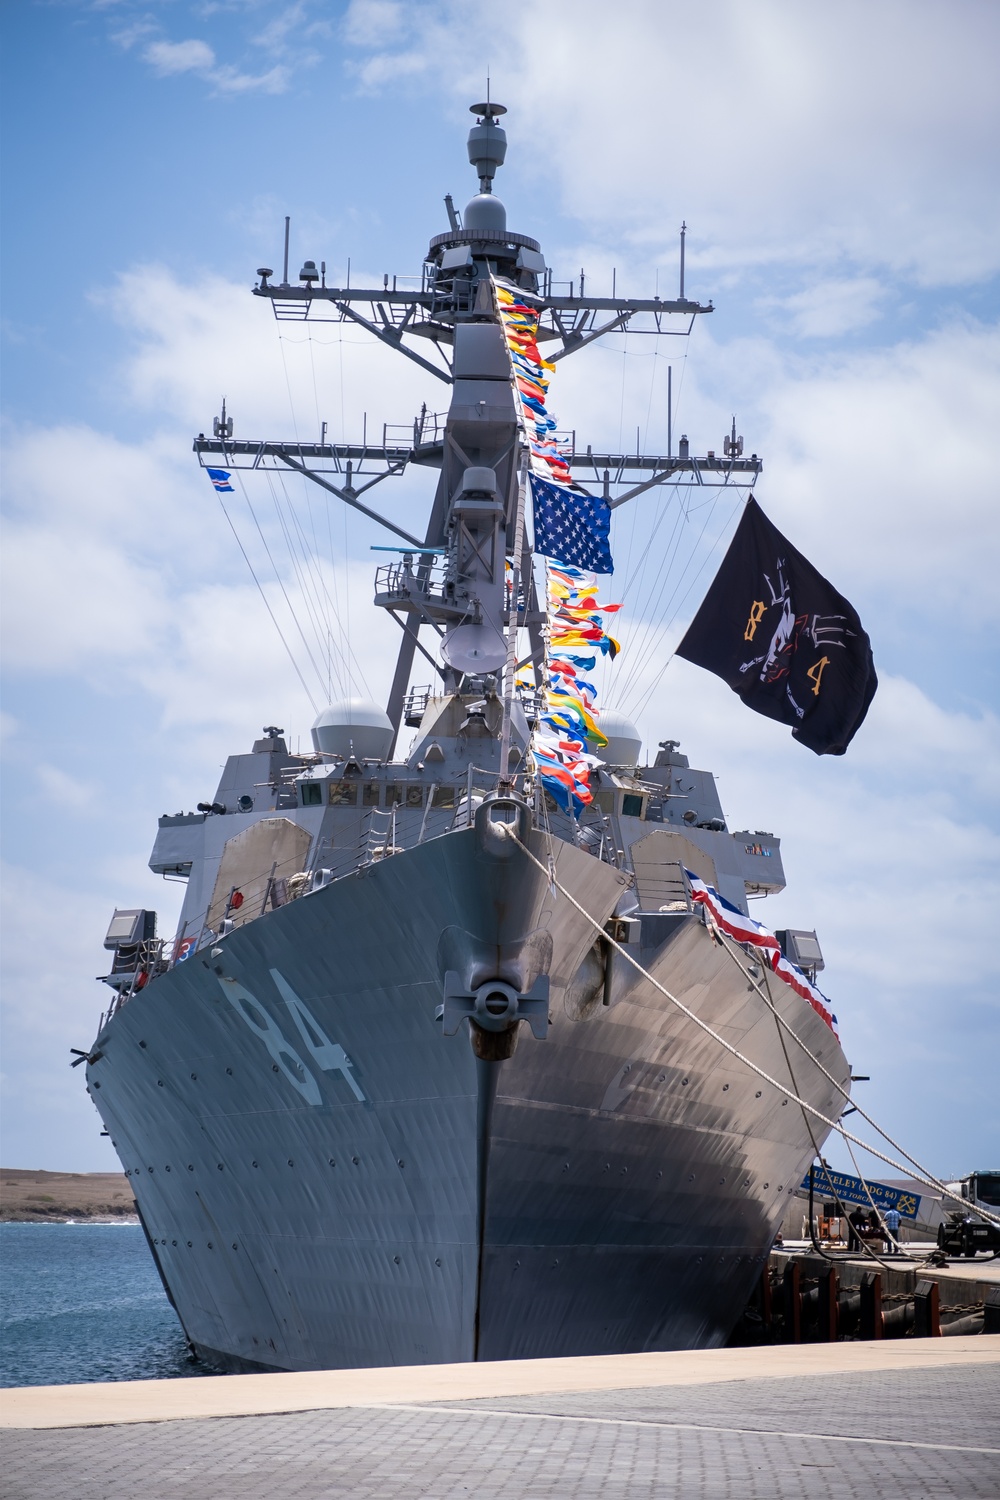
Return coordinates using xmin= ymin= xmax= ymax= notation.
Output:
xmin=301 ymin=783 xmax=323 ymax=807
xmin=328 ymin=781 xmax=358 ymax=806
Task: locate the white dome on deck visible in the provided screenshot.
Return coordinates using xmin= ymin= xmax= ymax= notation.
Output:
xmin=311 ymin=699 xmax=393 ymax=760
xmin=598 ymin=710 xmax=642 ymax=771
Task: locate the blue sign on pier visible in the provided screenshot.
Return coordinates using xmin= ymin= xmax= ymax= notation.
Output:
xmin=800 ymin=1168 xmax=921 ymax=1220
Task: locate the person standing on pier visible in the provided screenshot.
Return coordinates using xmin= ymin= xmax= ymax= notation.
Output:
xmin=883 ymin=1205 xmax=902 ymax=1254
xmin=848 ymin=1205 xmax=867 ymax=1252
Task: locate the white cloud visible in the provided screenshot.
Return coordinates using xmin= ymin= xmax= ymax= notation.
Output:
xmin=342 ymin=1 xmax=410 ymax=48
xmin=764 ymin=278 xmax=886 ymax=339
xmin=212 ymin=63 xmax=292 ymax=96
xmin=757 ymin=320 xmax=1000 ymax=625
xmin=96 ymin=263 xmax=441 ymax=445
xmin=143 ymin=38 xmax=216 ymax=76
xmin=139 ymin=38 xmax=290 ymax=95
xmin=0 ymin=861 xmax=158 ymax=1172
xmin=0 ymin=265 xmax=431 ymax=745
xmin=36 ymin=765 xmax=99 ymax=814
xmin=556 ymin=315 xmax=1000 ymax=642
xmin=840 ymin=675 xmax=1000 ymax=807
xmin=341 ymin=0 xmax=457 ymax=90
xmin=251 ymin=3 xmax=308 ymax=53
xmin=110 ymin=19 xmax=158 ymax=52
xmin=0 ymin=416 xmax=400 ymax=728
xmin=342 ymin=0 xmax=1000 ymax=287
xmin=353 ymin=49 xmax=431 ymax=89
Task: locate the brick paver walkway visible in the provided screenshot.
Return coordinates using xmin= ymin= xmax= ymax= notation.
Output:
xmin=5 ymin=1364 xmax=998 ymax=1498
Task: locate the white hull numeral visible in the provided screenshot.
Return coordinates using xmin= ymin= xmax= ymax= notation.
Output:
xmin=217 ymin=977 xmax=322 ymax=1105
xmin=216 ymin=971 xmax=365 ymax=1104
xmin=270 ymin=969 xmax=366 ymax=1101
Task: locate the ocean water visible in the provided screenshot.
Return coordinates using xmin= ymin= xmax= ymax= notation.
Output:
xmin=0 ymin=1223 xmax=210 ymax=1387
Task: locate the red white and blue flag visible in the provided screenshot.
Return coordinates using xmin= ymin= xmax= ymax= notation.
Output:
xmin=685 ymin=870 xmax=838 ymax=1034
xmin=206 ymin=468 xmax=235 ymax=492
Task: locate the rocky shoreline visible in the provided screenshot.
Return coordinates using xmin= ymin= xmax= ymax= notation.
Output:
xmin=1 ymin=1169 xmax=137 ymax=1223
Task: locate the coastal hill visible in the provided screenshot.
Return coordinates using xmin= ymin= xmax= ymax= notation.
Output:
xmin=0 ymin=1169 xmax=137 ymax=1222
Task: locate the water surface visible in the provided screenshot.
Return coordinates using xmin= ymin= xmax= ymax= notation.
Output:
xmin=1 ymin=1222 xmax=209 ymax=1387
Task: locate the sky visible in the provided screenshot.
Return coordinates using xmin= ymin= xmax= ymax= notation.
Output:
xmin=2 ymin=0 xmax=998 ymax=1185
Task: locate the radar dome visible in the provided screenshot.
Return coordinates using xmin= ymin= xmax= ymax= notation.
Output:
xmin=463 ymin=193 xmax=507 ymax=234
xmin=311 ymin=699 xmax=393 ymax=761
xmin=599 ymin=710 xmax=642 ymax=771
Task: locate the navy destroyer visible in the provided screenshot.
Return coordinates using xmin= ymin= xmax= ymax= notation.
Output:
xmin=84 ymin=103 xmax=855 ymax=1372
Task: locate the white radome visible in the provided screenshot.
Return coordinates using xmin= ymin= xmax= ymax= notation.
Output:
xmin=311 ymin=699 xmax=394 ymax=761
xmin=598 ymin=710 xmax=642 ymax=770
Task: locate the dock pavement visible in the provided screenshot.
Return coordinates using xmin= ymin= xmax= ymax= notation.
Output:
xmin=2 ymin=1337 xmax=998 ymax=1498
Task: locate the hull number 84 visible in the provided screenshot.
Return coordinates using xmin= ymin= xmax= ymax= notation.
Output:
xmin=216 ymin=969 xmax=366 ymax=1105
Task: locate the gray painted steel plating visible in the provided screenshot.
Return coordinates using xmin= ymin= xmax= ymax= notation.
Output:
xmin=89 ymin=812 xmax=847 ymax=1372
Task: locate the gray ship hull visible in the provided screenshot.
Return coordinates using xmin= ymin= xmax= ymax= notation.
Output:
xmin=88 ymin=824 xmax=847 ymax=1371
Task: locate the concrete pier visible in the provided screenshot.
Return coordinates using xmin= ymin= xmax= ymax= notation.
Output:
xmin=744 ymin=1247 xmax=1000 ymax=1342
xmin=3 ymin=1338 xmax=997 ymax=1498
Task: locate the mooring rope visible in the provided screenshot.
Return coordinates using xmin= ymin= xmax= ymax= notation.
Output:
xmin=500 ymin=825 xmax=1000 ymax=1229
xmin=708 ymin=925 xmax=925 ymax=1251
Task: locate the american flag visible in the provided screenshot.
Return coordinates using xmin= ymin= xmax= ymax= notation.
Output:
xmin=531 ymin=475 xmax=613 ymax=573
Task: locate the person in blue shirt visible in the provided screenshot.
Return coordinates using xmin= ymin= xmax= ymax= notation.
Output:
xmin=883 ymin=1205 xmax=902 ymax=1254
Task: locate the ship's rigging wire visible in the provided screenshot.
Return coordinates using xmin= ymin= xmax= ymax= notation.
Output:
xmin=216 ymin=330 xmax=374 ymax=709
xmin=221 ymin=430 xmax=372 ymax=710
xmin=609 ymin=383 xmax=691 ymax=680
xmin=307 ymin=330 xmax=323 ymax=445
xmin=616 ymin=330 xmax=629 ymax=453
xmin=264 ymin=468 xmax=346 ymax=701
xmin=230 ymin=468 xmax=330 ymax=699
xmin=262 ymin=467 xmax=335 ymax=697
xmin=213 ymin=489 xmax=319 ymax=713
xmin=501 ymin=826 xmax=1000 ymax=1229
xmin=609 ymin=487 xmax=705 ymax=705
xmin=716 ymin=930 xmax=909 ymax=1259
xmin=607 ymin=329 xmax=741 ymax=717
xmin=237 ymin=310 xmax=740 ymax=727
xmin=606 ymin=487 xmax=740 ymax=720
xmin=343 ymin=495 xmax=353 ymax=705
xmin=620 ymin=345 xmax=683 ymax=663
xmin=305 ymin=328 xmax=368 ymax=702
xmin=758 ymin=966 xmax=865 ymax=1266
xmin=267 ymin=466 xmax=372 ymax=702
xmin=588 ymin=342 xmax=681 ymax=707
xmin=626 ymin=490 xmax=746 ymax=723
xmin=584 ymin=334 xmax=749 ymax=722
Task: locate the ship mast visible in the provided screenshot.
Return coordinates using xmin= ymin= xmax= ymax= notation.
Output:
xmin=194 ymin=103 xmax=761 ymax=749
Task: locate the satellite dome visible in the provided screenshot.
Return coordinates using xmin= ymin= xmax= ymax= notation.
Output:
xmin=463 ymin=193 xmax=507 ymax=234
xmin=311 ymin=699 xmax=393 ymax=761
xmin=599 ymin=710 xmax=642 ymax=771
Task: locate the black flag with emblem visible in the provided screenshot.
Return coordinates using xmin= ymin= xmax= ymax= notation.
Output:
xmin=676 ymin=497 xmax=877 ymax=755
